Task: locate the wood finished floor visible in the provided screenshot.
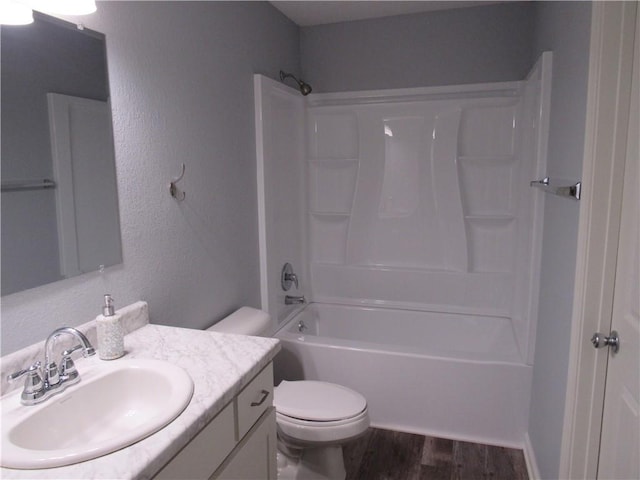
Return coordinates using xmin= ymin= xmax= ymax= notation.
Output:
xmin=343 ymin=428 xmax=529 ymax=480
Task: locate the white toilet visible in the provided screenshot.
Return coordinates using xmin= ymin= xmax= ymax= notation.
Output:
xmin=208 ymin=307 xmax=370 ymax=480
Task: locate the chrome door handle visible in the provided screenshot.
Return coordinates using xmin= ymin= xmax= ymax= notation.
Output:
xmin=591 ymin=331 xmax=620 ymax=354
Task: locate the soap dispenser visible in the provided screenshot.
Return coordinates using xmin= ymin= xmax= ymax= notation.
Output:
xmin=96 ymin=294 xmax=124 ymax=360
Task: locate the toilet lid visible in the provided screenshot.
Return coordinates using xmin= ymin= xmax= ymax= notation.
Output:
xmin=274 ymin=380 xmax=367 ymax=422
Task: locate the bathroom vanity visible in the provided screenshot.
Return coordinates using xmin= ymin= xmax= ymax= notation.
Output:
xmin=0 ymin=302 xmax=280 ymax=479
xmin=155 ymin=363 xmax=277 ymax=479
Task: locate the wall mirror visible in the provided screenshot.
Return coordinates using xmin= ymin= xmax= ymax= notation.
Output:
xmin=1 ymin=12 xmax=122 ymax=296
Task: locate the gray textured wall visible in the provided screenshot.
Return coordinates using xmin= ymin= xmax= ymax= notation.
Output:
xmin=528 ymin=2 xmax=592 ymax=478
xmin=1 ymin=1 xmax=300 ymax=354
xmin=300 ymin=2 xmax=535 ymax=92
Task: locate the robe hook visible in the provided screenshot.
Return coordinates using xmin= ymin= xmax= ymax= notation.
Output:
xmin=169 ymin=163 xmax=186 ymax=201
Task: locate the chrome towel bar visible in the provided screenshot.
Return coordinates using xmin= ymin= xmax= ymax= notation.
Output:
xmin=530 ymin=176 xmax=581 ymax=201
xmin=1 ymin=179 xmax=56 ymax=192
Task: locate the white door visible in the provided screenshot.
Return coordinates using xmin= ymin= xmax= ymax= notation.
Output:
xmin=596 ymin=9 xmax=640 ymax=478
xmin=48 ymin=93 xmax=121 ymax=277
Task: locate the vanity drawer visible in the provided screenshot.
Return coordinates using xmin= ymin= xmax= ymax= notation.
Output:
xmin=235 ymin=363 xmax=274 ymax=440
xmin=155 ymin=401 xmax=235 ymax=480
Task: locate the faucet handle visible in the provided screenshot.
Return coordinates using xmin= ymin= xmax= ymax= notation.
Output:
xmin=59 ymin=345 xmax=83 ymax=382
xmin=287 ymin=272 xmax=299 ymax=289
xmin=281 ymin=263 xmax=299 ymax=291
xmin=7 ymin=362 xmax=46 ymax=404
xmin=45 ymin=344 xmax=84 ymax=387
xmin=7 ymin=361 xmax=42 ymax=383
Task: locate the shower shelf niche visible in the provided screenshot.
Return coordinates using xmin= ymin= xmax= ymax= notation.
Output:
xmin=464 ymin=215 xmax=516 ymax=223
xmin=310 ymin=212 xmax=351 ymax=217
xmin=309 ymin=160 xmax=359 ymax=215
xmin=458 ymin=155 xmax=515 ymax=163
xmin=308 ymin=158 xmax=359 ymax=163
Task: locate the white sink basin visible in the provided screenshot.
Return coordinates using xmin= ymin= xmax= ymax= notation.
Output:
xmin=1 ymin=358 xmax=194 ymax=469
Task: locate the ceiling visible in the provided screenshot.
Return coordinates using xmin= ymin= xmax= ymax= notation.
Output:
xmin=269 ymin=1 xmax=506 ymax=27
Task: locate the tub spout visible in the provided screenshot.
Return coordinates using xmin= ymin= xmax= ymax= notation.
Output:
xmin=285 ymin=295 xmax=306 ymax=305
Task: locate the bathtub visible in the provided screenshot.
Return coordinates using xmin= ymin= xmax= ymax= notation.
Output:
xmin=273 ymin=303 xmax=532 ymax=448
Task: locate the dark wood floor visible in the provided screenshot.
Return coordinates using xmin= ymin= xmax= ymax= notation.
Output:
xmin=343 ymin=428 xmax=529 ymax=480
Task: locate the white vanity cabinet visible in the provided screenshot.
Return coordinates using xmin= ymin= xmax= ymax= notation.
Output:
xmin=214 ymin=408 xmax=276 ymax=479
xmin=155 ymin=363 xmax=277 ymax=480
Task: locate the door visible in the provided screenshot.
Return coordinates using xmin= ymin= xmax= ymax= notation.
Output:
xmin=596 ymin=9 xmax=640 ymax=478
xmin=560 ymin=3 xmax=638 ymax=478
xmin=48 ymin=93 xmax=121 ymax=277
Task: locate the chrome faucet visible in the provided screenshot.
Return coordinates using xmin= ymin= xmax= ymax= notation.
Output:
xmin=7 ymin=327 xmax=96 ymax=406
xmin=285 ymin=295 xmax=306 ymax=305
xmin=44 ymin=327 xmax=95 ymax=387
xmin=281 ymin=263 xmax=299 ymax=291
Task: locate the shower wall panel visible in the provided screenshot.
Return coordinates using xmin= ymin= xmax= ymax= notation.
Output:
xmin=306 ymin=81 xmax=544 ymax=326
xmin=255 ymin=75 xmax=307 ymax=327
xmin=255 ymin=54 xmax=550 ymax=363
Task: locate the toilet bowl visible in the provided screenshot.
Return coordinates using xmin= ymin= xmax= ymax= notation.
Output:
xmin=274 ymin=380 xmax=369 ymax=480
xmin=207 ymin=307 xmax=370 ymax=480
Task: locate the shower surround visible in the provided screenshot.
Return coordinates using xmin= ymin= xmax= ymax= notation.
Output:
xmin=256 ymin=53 xmax=551 ymax=445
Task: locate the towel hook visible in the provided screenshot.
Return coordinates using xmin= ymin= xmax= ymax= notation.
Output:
xmin=169 ymin=163 xmax=186 ymax=201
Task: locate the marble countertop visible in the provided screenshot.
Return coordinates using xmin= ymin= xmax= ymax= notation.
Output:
xmin=1 ymin=323 xmax=280 ymax=479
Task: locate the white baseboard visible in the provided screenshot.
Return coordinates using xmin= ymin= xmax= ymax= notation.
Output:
xmin=524 ymin=433 xmax=541 ymax=480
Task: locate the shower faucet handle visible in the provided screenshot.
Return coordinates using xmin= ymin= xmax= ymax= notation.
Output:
xmin=285 ymin=272 xmax=299 ymax=288
xmin=281 ymin=263 xmax=299 ymax=291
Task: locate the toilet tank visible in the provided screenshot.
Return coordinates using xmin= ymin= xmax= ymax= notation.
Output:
xmin=207 ymin=307 xmax=270 ymax=336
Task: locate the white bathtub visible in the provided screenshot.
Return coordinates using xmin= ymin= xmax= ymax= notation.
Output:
xmin=273 ymin=303 xmax=532 ymax=448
